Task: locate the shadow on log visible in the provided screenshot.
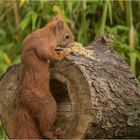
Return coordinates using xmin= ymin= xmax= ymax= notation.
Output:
xmin=0 ymin=36 xmax=140 ymax=139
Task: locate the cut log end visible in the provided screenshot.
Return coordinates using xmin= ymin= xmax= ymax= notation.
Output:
xmin=50 ymin=59 xmax=93 ymax=138
xmin=0 ymin=58 xmax=92 ymax=139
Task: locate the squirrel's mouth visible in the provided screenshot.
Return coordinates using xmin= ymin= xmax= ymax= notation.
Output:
xmin=55 ymin=46 xmax=65 ymax=52
xmin=55 ymin=42 xmax=77 ymax=51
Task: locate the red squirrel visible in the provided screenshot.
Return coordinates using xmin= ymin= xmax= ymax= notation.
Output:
xmin=11 ymin=17 xmax=74 ymax=139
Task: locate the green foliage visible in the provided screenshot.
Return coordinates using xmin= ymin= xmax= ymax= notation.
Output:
xmin=0 ymin=0 xmax=140 ymax=138
xmin=0 ymin=121 xmax=7 ymax=139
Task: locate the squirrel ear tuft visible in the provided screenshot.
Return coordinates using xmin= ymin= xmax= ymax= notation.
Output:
xmin=53 ymin=15 xmax=60 ymax=21
xmin=55 ymin=20 xmax=64 ymax=33
xmin=53 ymin=15 xmax=63 ymax=21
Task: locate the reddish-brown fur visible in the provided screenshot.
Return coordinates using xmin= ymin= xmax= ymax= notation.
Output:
xmin=11 ymin=17 xmax=74 ymax=139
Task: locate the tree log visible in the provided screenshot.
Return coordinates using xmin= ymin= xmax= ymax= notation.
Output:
xmin=0 ymin=36 xmax=140 ymax=139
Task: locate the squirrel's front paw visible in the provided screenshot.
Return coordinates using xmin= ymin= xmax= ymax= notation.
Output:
xmin=54 ymin=128 xmax=62 ymax=138
xmin=61 ymin=49 xmax=70 ymax=57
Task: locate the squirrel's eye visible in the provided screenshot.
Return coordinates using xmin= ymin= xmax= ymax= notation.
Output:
xmin=65 ymin=33 xmax=70 ymax=40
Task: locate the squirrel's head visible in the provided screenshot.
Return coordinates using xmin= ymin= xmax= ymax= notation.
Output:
xmin=54 ymin=18 xmax=74 ymax=48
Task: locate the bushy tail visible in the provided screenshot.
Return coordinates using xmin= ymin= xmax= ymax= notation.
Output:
xmin=11 ymin=106 xmax=42 ymax=139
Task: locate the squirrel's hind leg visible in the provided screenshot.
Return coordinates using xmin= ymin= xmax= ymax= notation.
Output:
xmin=34 ymin=97 xmax=58 ymax=138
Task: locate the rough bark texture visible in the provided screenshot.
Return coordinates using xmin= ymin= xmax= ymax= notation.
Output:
xmin=0 ymin=36 xmax=140 ymax=139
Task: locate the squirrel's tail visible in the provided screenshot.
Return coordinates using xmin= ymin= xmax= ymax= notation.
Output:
xmin=11 ymin=106 xmax=42 ymax=139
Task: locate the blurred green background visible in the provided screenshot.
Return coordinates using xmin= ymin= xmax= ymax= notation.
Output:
xmin=0 ymin=0 xmax=140 ymax=139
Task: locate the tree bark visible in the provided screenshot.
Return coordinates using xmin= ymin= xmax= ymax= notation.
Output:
xmin=0 ymin=36 xmax=140 ymax=139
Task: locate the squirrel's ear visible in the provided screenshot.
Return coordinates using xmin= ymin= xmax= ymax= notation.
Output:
xmin=53 ymin=15 xmax=63 ymax=21
xmin=55 ymin=20 xmax=64 ymax=33
xmin=53 ymin=15 xmax=61 ymax=21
